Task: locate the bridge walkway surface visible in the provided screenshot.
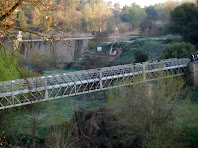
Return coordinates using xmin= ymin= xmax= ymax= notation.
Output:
xmin=0 ymin=58 xmax=189 ymax=110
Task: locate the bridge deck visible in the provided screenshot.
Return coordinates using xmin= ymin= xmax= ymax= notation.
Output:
xmin=0 ymin=58 xmax=189 ymax=110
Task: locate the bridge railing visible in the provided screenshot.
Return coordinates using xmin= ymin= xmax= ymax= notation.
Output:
xmin=0 ymin=58 xmax=189 ymax=94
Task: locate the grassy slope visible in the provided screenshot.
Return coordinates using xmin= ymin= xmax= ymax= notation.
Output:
xmin=188 ymin=91 xmax=198 ymax=148
xmin=100 ymin=36 xmax=183 ymax=63
xmin=42 ymin=66 xmax=81 ymax=75
xmin=3 ymin=91 xmax=107 ymax=139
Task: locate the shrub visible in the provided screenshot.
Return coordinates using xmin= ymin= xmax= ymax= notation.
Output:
xmin=134 ymin=50 xmax=148 ymax=62
xmin=88 ymin=40 xmax=97 ymax=50
xmin=0 ymin=51 xmax=20 ymax=81
xmin=162 ymin=42 xmax=196 ymax=59
xmin=107 ymin=74 xmax=195 ymax=147
xmin=19 ymin=68 xmax=40 ymax=78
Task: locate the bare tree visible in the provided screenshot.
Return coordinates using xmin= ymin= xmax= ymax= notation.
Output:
xmin=107 ymin=73 xmax=192 ymax=147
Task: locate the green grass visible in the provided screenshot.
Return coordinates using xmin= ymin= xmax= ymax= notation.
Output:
xmin=42 ymin=66 xmax=81 ymax=75
xmin=113 ymin=39 xmax=166 ymax=62
xmin=2 ymin=92 xmax=107 ymax=139
xmin=191 ymin=90 xmax=198 ymax=103
xmin=2 ymin=69 xmax=107 ymax=139
xmin=187 ymin=90 xmax=198 ymax=148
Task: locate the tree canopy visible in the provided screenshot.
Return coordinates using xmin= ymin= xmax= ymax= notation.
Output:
xmin=145 ymin=6 xmax=158 ymax=20
xmin=170 ymin=2 xmax=198 ymax=47
xmin=0 ymin=0 xmax=113 ymax=33
xmin=125 ymin=3 xmax=147 ymax=28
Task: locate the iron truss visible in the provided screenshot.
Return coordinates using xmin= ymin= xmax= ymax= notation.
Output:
xmin=0 ymin=58 xmax=189 ymax=110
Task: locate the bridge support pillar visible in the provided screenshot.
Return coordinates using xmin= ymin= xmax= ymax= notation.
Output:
xmin=99 ymin=70 xmax=103 ymax=89
xmin=143 ymin=64 xmax=146 ymax=81
xmin=44 ymin=79 xmax=49 ymax=100
xmin=11 ymin=82 xmax=14 ymax=106
xmin=189 ymin=62 xmax=198 ymax=89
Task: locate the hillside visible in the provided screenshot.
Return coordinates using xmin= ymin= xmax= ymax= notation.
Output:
xmin=98 ymin=35 xmax=183 ymax=66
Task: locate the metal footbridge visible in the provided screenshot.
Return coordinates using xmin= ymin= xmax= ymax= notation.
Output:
xmin=0 ymin=58 xmax=189 ymax=110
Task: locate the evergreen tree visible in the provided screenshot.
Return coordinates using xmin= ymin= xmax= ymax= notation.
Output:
xmin=170 ymin=3 xmax=198 ymax=47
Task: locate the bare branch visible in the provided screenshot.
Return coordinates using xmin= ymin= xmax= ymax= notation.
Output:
xmin=0 ymin=0 xmax=25 ymax=22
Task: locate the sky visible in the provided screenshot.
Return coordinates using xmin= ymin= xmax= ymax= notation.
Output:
xmin=104 ymin=0 xmax=169 ymax=8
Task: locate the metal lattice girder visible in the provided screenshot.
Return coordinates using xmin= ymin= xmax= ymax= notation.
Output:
xmin=0 ymin=58 xmax=189 ymax=110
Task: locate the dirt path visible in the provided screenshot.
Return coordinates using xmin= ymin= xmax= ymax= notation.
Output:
xmin=102 ymin=50 xmax=122 ymax=62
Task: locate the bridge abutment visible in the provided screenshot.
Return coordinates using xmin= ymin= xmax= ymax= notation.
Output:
xmin=189 ymin=62 xmax=198 ymax=89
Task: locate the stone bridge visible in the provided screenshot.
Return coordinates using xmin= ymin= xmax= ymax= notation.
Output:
xmin=22 ymin=36 xmax=135 ymax=66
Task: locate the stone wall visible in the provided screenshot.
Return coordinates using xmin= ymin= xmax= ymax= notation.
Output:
xmin=22 ymin=39 xmax=89 ymax=65
xmin=189 ymin=62 xmax=198 ymax=89
xmin=193 ymin=62 xmax=198 ymax=88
